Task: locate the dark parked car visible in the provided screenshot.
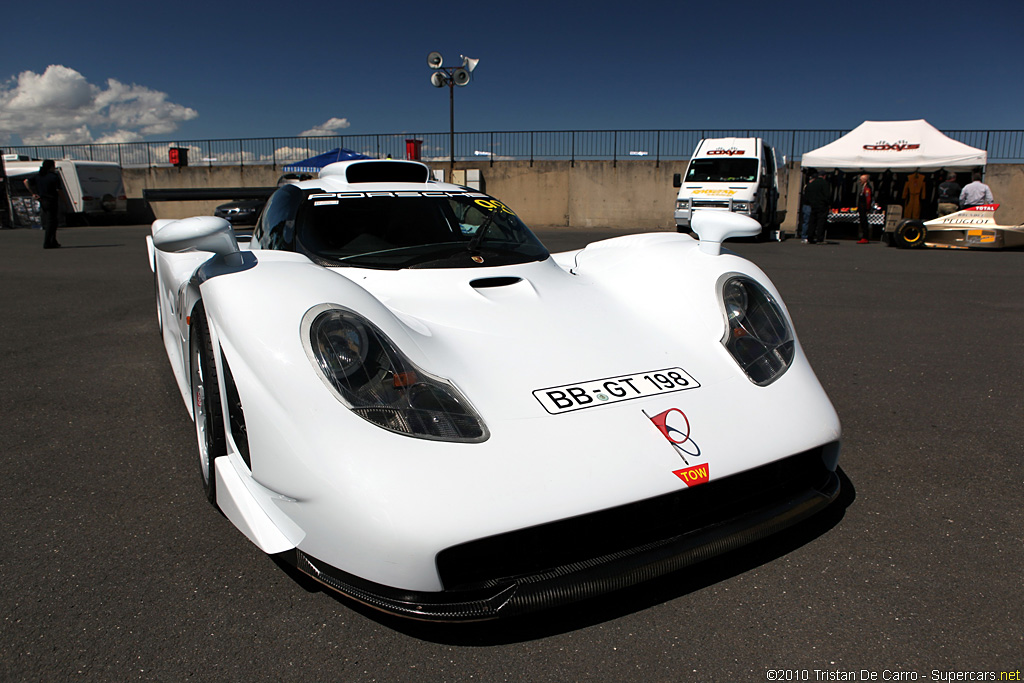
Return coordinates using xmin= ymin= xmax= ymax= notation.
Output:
xmin=213 ymin=173 xmax=314 ymax=226
xmin=213 ymin=198 xmax=264 ymax=226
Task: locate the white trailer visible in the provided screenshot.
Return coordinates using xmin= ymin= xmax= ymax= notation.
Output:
xmin=3 ymin=157 xmax=128 ymax=226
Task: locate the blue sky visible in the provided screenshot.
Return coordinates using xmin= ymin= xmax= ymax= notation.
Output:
xmin=1 ymin=0 xmax=1022 ymax=145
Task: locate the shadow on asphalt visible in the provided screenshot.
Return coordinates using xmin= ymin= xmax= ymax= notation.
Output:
xmin=50 ymin=243 xmax=126 ymax=249
xmin=272 ymin=467 xmax=856 ymax=644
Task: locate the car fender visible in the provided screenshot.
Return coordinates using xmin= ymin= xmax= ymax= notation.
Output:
xmin=570 ymin=232 xmax=795 ymax=346
xmin=196 ymin=252 xmax=430 ymax=494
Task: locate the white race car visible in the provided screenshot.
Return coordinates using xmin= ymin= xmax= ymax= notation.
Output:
xmin=147 ymin=159 xmax=842 ymax=621
xmin=888 ymin=204 xmax=1024 ymax=249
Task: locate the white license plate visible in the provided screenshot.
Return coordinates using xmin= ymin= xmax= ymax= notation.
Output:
xmin=533 ymin=367 xmax=700 ymax=414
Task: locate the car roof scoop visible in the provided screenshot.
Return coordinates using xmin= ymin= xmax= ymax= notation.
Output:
xmin=320 ymin=159 xmax=431 ymax=184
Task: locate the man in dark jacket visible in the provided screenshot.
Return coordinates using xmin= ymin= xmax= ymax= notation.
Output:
xmin=854 ymin=174 xmax=874 ymax=244
xmin=936 ymin=173 xmax=961 ymax=216
xmin=803 ymin=170 xmax=832 ymax=244
xmin=25 ymin=159 xmax=62 ymax=249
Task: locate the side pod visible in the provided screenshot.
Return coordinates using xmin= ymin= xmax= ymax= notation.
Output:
xmin=214 ymin=456 xmax=296 ymax=554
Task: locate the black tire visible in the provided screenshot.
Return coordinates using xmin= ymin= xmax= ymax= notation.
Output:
xmin=65 ymin=212 xmax=87 ymax=227
xmin=752 ymin=212 xmax=771 ymax=242
xmin=189 ymin=307 xmax=225 ymax=506
xmin=894 ymin=219 xmax=927 ymax=249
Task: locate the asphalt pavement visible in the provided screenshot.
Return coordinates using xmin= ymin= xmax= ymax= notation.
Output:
xmin=1 ymin=224 xmax=1021 ymax=682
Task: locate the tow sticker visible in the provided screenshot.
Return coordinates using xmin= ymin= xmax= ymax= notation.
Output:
xmin=644 ymin=407 xmax=710 ymax=487
xmin=672 ymin=464 xmax=710 ymax=486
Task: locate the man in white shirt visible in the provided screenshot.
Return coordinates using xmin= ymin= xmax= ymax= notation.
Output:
xmin=960 ymin=172 xmax=994 ymax=208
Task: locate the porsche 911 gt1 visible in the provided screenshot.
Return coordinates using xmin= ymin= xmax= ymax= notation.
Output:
xmin=147 ymin=159 xmax=841 ymax=621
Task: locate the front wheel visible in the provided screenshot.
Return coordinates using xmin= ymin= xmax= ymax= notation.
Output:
xmin=189 ymin=307 xmax=225 ymax=506
xmin=894 ymin=220 xmax=927 ymax=249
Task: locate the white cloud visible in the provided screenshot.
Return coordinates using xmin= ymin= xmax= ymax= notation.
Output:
xmin=266 ymin=145 xmax=315 ymax=162
xmin=94 ymin=130 xmax=145 ymax=144
xmin=0 ymin=65 xmax=198 ymax=145
xmin=298 ymin=117 xmax=351 ymax=137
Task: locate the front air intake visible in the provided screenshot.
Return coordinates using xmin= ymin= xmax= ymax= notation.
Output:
xmin=470 ymin=277 xmax=522 ymax=289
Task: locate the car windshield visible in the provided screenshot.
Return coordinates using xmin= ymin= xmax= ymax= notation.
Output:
xmin=685 ymin=158 xmax=759 ymax=183
xmin=296 ymin=190 xmax=550 ymax=269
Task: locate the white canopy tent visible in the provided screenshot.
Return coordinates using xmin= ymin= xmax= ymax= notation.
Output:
xmin=801 ymin=120 xmax=987 ymax=172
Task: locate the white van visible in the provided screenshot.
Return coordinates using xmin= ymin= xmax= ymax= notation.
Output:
xmin=673 ymin=138 xmax=784 ymax=235
xmin=3 ymin=157 xmax=128 ymax=226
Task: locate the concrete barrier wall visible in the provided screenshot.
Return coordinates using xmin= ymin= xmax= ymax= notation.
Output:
xmin=983 ymin=163 xmax=1024 ymax=223
xmin=123 ymin=165 xmax=283 ymax=223
xmin=455 ymin=160 xmax=693 ymax=229
xmin=124 ymin=160 xmax=692 ymax=229
xmin=124 ymin=159 xmax=1022 ymax=230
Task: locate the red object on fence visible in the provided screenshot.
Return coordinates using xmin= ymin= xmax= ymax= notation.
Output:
xmin=169 ymin=147 xmax=189 ymax=167
xmin=405 ymin=139 xmax=423 ymax=161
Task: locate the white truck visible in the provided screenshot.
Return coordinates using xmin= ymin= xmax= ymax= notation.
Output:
xmin=673 ymin=137 xmax=785 ymax=237
xmin=3 ymin=156 xmax=128 ymax=226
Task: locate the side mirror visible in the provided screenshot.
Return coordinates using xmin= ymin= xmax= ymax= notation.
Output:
xmin=152 ymin=216 xmax=239 ymax=256
xmin=672 ymin=173 xmax=682 ymax=188
xmin=692 ymin=211 xmax=761 ymax=255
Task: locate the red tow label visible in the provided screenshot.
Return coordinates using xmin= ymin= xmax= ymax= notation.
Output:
xmin=672 ymin=464 xmax=710 ymax=487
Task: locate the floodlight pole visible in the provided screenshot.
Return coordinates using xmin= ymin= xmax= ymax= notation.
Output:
xmin=427 ymin=52 xmax=478 ymax=183
xmin=449 ymin=78 xmax=455 ymax=178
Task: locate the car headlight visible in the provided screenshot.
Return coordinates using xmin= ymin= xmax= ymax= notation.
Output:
xmin=303 ymin=306 xmax=488 ymax=442
xmin=719 ymin=275 xmax=794 ymax=386
xmin=732 ymin=202 xmax=750 ymax=212
xmin=676 ymin=199 xmax=690 ymax=210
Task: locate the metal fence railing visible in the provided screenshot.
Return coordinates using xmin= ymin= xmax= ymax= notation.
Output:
xmin=5 ymin=128 xmax=1024 ymax=168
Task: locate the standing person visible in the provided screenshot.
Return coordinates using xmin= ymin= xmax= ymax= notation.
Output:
xmin=804 ymin=170 xmax=831 ymax=245
xmin=0 ymin=154 xmax=10 ymax=230
xmin=799 ymin=202 xmax=811 ymax=243
xmin=24 ymin=159 xmax=62 ymax=249
xmin=798 ymin=174 xmax=815 ymax=243
xmin=854 ymin=173 xmax=874 ymax=244
xmin=936 ymin=172 xmax=962 ymax=216
xmin=959 ymin=172 xmax=994 ymax=209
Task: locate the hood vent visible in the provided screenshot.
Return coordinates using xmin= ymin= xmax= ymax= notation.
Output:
xmin=470 ymin=277 xmax=523 ymax=289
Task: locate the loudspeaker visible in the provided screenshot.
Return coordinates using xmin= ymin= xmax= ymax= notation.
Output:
xmin=461 ymin=56 xmax=479 ymax=73
xmin=430 ymin=71 xmax=448 ymax=88
xmin=427 ymin=51 xmax=443 ymax=69
xmin=452 ymin=68 xmax=471 ymax=86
